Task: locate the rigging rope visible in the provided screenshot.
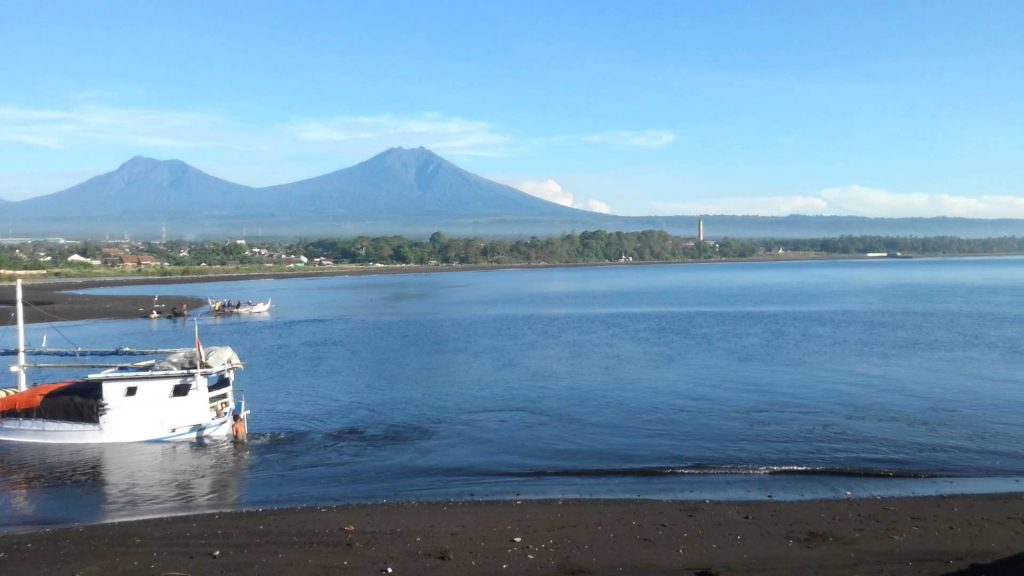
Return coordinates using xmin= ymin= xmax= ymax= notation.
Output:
xmin=0 ymin=310 xmax=12 ymax=348
xmin=0 ymin=347 xmax=193 ymax=357
xmin=20 ymin=296 xmax=81 ymax=349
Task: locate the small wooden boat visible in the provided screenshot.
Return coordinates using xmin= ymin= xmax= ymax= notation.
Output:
xmin=208 ymin=298 xmax=272 ymax=314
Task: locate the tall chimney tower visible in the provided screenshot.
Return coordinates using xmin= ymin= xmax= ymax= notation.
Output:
xmin=698 ymin=219 xmax=704 ymax=243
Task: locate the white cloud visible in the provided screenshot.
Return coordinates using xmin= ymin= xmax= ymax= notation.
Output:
xmin=652 ymin=195 xmax=828 ymax=216
xmin=651 ymin=185 xmax=1024 ymax=218
xmin=0 ymin=104 xmax=222 ymax=149
xmin=282 ymin=112 xmax=510 ymax=156
xmin=514 ymin=179 xmax=574 ymax=206
xmin=284 ymin=116 xmax=678 ymax=155
xmin=0 ymin=100 xmax=673 ymax=199
xmin=288 ymin=121 xmax=377 ymax=143
xmin=510 ymin=178 xmax=612 ymax=213
xmin=580 ymin=199 xmax=611 ymax=214
xmin=582 ymin=130 xmax=676 ymax=149
xmin=0 ymin=101 xmax=673 ymax=162
xmin=817 ymin=185 xmax=1024 ymax=218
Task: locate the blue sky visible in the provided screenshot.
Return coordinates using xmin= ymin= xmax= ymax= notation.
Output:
xmin=1 ymin=1 xmax=1022 ymax=217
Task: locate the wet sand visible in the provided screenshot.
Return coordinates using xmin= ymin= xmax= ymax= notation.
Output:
xmin=0 ymin=278 xmax=211 ymax=326
xmin=0 ymin=257 xmax=835 ymax=325
xmin=0 ymin=266 xmax=523 ymax=325
xmin=0 ymin=269 xmax=393 ymax=325
xmin=1 ymin=496 xmax=1022 ymax=575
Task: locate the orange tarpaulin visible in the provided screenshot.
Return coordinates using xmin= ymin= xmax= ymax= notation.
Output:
xmin=0 ymin=381 xmax=75 ymax=413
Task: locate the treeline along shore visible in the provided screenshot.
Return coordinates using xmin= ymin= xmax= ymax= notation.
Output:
xmin=3 ymin=230 xmax=1024 ymax=325
xmin=5 ymin=231 xmax=1024 ymax=276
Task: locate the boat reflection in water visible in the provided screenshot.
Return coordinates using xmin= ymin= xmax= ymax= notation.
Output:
xmin=0 ymin=440 xmax=248 ymax=531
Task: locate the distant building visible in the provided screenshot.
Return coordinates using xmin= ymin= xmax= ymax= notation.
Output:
xmin=67 ymin=254 xmax=102 ymax=266
xmin=112 ymin=255 xmax=159 ymax=268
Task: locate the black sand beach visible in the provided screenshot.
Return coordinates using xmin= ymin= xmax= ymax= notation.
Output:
xmin=1 ymin=270 xmax=384 ymax=325
xmin=1 ymin=267 xmax=530 ymax=325
xmin=1 ymin=496 xmax=1023 ymax=575
xmin=0 ymin=254 xmax=880 ymax=326
xmin=0 ymin=258 xmax=844 ymax=325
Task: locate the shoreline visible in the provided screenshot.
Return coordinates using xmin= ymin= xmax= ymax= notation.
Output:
xmin=0 ymin=255 xmax=895 ymax=326
xmin=1 ymin=495 xmax=1022 ymax=574
xmin=0 ymin=260 xmax=738 ymax=325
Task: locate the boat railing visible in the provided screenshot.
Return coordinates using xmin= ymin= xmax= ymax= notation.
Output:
xmin=0 ymin=348 xmax=194 ymax=357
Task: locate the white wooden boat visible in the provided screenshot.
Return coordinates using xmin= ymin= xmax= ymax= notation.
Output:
xmin=208 ymin=298 xmax=272 ymax=314
xmin=0 ymin=280 xmax=250 ymax=443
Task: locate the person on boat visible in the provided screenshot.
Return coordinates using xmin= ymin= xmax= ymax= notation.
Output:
xmin=235 ymin=300 xmax=242 ymax=309
xmin=182 ymin=303 xmax=189 ymax=316
xmin=171 ymin=306 xmax=181 ymax=318
xmin=232 ymin=412 xmax=247 ymax=443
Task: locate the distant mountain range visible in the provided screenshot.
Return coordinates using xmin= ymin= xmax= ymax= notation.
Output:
xmin=3 ymin=147 xmax=1024 ymax=240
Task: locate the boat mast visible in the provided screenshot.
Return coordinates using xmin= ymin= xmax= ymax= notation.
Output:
xmin=14 ymin=279 xmax=27 ymax=391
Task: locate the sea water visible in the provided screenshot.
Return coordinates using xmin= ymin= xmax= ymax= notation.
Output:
xmin=2 ymin=257 xmax=1023 ymax=529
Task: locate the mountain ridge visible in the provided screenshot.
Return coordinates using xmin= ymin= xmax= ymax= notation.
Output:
xmin=11 ymin=156 xmax=255 ymax=216
xmin=253 ymin=147 xmax=589 ymax=219
xmin=3 ymin=147 xmax=610 ymax=238
xmin=5 ymin=148 xmax=1024 ymax=239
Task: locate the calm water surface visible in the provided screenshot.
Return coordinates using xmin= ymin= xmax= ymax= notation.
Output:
xmin=2 ymin=258 xmax=1023 ymax=529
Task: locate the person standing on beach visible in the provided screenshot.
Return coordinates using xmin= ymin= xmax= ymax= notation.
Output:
xmin=232 ymin=412 xmax=247 ymax=443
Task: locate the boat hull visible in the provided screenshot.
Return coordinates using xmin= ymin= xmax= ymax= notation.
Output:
xmin=3 ymin=280 xmax=251 ymax=445
xmin=209 ymin=298 xmax=271 ymax=314
xmin=2 ymin=349 xmax=246 ymax=444
xmin=0 ymin=416 xmax=231 ymax=443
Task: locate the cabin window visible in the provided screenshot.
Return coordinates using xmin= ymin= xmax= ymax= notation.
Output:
xmin=124 ymin=386 xmax=138 ymax=397
xmin=208 ymin=374 xmax=231 ymax=392
xmin=209 ymin=393 xmax=228 ymax=404
xmin=171 ymin=383 xmax=192 ymax=397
